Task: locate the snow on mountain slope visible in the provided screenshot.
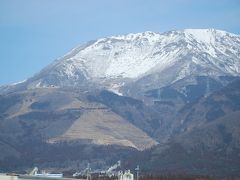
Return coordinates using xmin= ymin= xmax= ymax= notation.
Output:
xmin=20 ymin=29 xmax=240 ymax=90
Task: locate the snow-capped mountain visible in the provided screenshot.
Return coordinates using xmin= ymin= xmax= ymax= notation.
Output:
xmin=1 ymin=29 xmax=240 ymax=95
xmin=1 ymin=29 xmax=240 ymax=173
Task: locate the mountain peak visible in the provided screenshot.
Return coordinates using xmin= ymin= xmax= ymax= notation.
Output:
xmin=92 ymin=31 xmax=162 ymax=47
xmin=182 ymin=29 xmax=225 ymax=44
xmin=110 ymin=31 xmax=160 ymax=40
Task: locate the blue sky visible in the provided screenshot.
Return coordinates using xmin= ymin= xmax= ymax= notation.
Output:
xmin=0 ymin=0 xmax=240 ymax=85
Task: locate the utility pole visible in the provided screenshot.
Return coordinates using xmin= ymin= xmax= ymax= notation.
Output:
xmin=135 ymin=165 xmax=139 ymax=180
xmin=86 ymin=163 xmax=91 ymax=180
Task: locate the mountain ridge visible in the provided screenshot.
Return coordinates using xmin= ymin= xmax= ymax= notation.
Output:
xmin=1 ymin=28 xmax=239 ymax=95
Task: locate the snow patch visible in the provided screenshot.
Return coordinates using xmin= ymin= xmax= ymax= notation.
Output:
xmin=11 ymin=79 xmax=26 ymax=85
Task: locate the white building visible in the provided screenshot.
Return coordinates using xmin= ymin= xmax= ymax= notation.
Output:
xmin=118 ymin=170 xmax=134 ymax=180
xmin=0 ymin=174 xmax=18 ymax=180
